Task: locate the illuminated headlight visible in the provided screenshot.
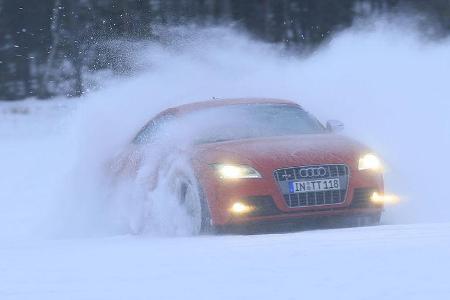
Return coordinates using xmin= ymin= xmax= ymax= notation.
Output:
xmin=358 ymin=153 xmax=383 ymax=172
xmin=212 ymin=164 xmax=262 ymax=179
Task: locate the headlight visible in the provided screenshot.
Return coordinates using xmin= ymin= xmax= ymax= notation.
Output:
xmin=358 ymin=153 xmax=383 ymax=171
xmin=212 ymin=164 xmax=262 ymax=179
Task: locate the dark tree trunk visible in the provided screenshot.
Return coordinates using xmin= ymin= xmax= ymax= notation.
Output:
xmin=73 ymin=59 xmax=83 ymax=97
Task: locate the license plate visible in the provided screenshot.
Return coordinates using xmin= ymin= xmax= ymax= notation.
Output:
xmin=289 ymin=178 xmax=341 ymax=193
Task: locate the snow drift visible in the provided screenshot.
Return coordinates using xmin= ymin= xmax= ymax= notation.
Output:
xmin=0 ymin=19 xmax=450 ymax=238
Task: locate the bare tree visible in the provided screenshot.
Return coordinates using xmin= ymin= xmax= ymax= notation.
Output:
xmin=39 ymin=0 xmax=62 ymax=98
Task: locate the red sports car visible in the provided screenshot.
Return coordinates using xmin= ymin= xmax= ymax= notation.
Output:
xmin=113 ymin=98 xmax=388 ymax=234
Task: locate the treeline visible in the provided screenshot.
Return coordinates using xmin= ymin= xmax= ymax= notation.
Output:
xmin=0 ymin=0 xmax=449 ymax=100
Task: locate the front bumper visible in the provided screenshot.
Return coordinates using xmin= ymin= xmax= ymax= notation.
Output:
xmin=227 ymin=189 xmax=383 ymax=225
xmin=197 ymin=163 xmax=384 ymax=226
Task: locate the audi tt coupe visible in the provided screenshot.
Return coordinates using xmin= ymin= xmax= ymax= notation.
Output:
xmin=114 ymin=98 xmax=390 ymax=234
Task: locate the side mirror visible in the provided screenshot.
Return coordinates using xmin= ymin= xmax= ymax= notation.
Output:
xmin=326 ymin=120 xmax=344 ymax=132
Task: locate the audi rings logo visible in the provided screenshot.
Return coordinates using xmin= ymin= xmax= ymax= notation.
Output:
xmin=299 ymin=167 xmax=327 ymax=178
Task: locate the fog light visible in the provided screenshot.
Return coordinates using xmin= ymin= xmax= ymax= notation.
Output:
xmin=371 ymin=192 xmax=400 ymax=204
xmin=230 ymin=202 xmax=253 ymax=214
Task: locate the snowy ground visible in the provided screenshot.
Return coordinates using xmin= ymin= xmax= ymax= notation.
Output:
xmin=1 ymin=223 xmax=450 ymax=300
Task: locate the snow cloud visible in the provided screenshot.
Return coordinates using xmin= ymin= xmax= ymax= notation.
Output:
xmin=1 ymin=18 xmax=449 ymax=238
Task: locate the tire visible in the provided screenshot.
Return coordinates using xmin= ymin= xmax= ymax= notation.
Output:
xmin=175 ymin=175 xmax=213 ymax=235
xmin=352 ymin=213 xmax=382 ymax=227
xmin=369 ymin=212 xmax=382 ymax=226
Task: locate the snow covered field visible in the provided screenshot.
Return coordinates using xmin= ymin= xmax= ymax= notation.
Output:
xmin=1 ymin=223 xmax=450 ymax=300
xmin=1 ymin=22 xmax=450 ymax=299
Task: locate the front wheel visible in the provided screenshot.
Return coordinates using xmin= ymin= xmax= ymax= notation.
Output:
xmin=175 ymin=176 xmax=213 ymax=235
xmin=128 ymin=154 xmax=214 ymax=236
xmin=350 ymin=213 xmax=382 ymax=227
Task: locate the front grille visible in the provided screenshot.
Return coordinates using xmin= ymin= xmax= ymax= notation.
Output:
xmin=274 ymin=164 xmax=349 ymax=208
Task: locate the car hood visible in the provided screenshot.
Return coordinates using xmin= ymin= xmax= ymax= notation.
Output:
xmin=193 ymin=134 xmax=369 ymax=171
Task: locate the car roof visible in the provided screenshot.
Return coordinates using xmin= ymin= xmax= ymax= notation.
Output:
xmin=166 ymin=98 xmax=300 ymax=115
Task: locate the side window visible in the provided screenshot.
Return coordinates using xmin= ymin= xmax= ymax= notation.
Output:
xmin=133 ymin=114 xmax=174 ymax=144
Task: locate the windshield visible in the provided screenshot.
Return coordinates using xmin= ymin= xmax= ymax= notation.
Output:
xmin=134 ymin=104 xmax=325 ymax=145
